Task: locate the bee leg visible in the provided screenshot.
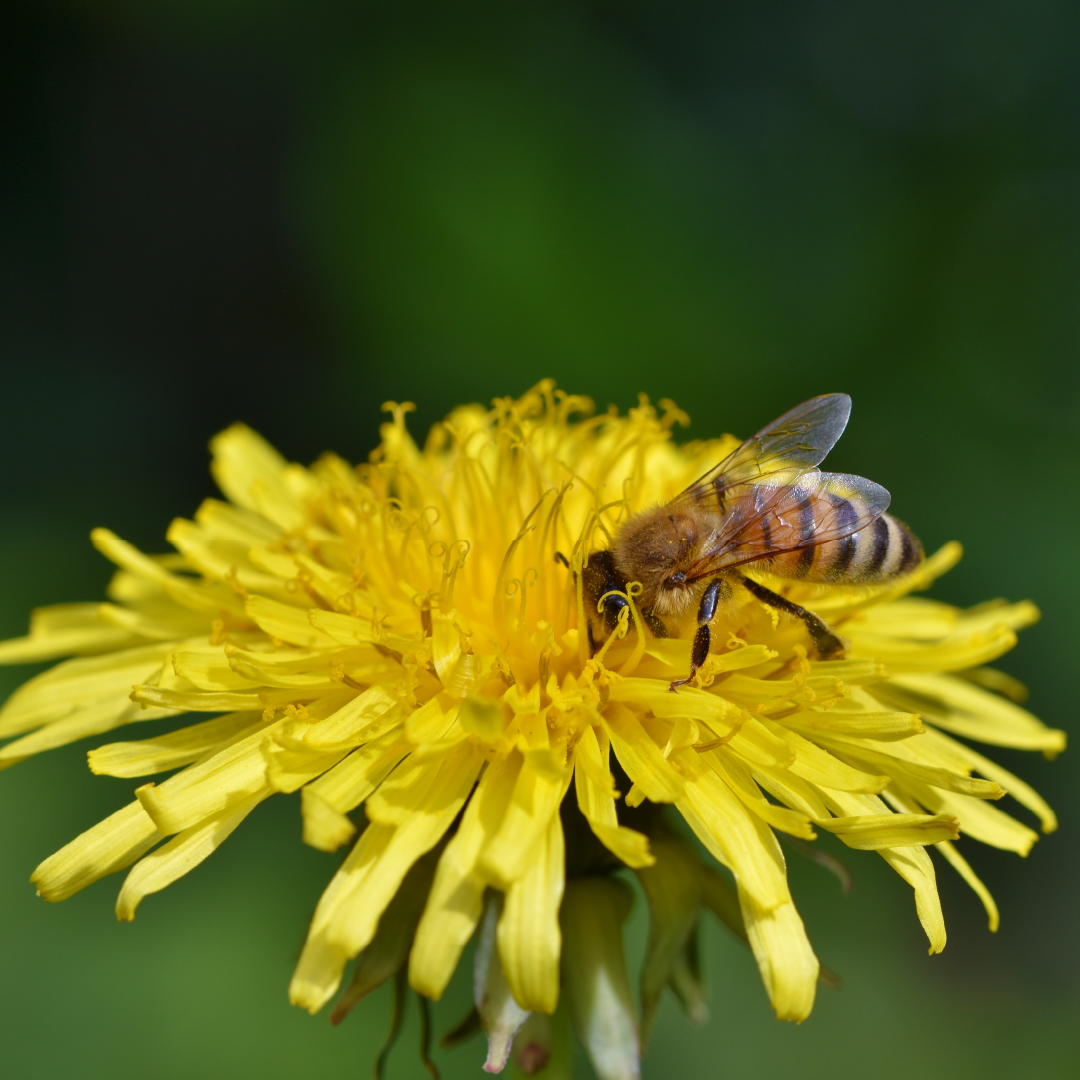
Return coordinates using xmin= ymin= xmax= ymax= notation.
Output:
xmin=670 ymin=579 xmax=722 ymax=691
xmin=737 ymin=574 xmax=844 ymax=658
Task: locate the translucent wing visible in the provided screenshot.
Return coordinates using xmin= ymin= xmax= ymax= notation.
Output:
xmin=673 ymin=393 xmax=852 ymax=511
xmin=684 ymin=470 xmax=891 ymax=580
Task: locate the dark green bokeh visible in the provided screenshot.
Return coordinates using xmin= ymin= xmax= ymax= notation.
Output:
xmin=1 ymin=2 xmax=1077 ymax=1076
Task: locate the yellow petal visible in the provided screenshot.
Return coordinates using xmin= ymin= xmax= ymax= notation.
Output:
xmin=573 ymin=724 xmax=654 ymax=868
xmin=405 ymin=692 xmax=462 ymax=745
xmin=88 ymin=711 xmax=265 ymax=777
xmin=610 ymin=678 xmax=741 ymax=728
xmin=293 ymin=742 xmax=483 ymax=1014
xmin=303 ymin=683 xmax=406 ymax=750
xmin=480 ymin=751 xmax=571 ymax=890
xmin=226 ymin=644 xmax=391 ymax=690
xmin=764 ymin=724 xmax=888 ymax=794
xmin=166 ymin=517 xmax=290 ymax=599
xmin=786 ymin=711 xmax=924 ymax=742
xmin=91 ymin=601 xmax=204 ymax=644
xmin=299 ymin=790 xmax=356 ymax=853
xmin=172 ymin=646 xmax=261 ymax=691
xmin=244 ymin=595 xmax=338 ymax=648
xmin=822 ymin=788 xmax=946 ymax=954
xmin=889 ymin=776 xmax=1038 ymax=855
xmin=813 ymin=732 xmax=1005 ymax=800
xmin=724 ymin=717 xmax=797 ymax=769
xmin=739 ymin=893 xmax=819 ymax=1022
xmin=943 ymin=737 xmax=1058 ymax=833
xmin=498 ymin=806 xmax=565 ymax=1014
xmin=306 ymin=607 xmax=378 ymax=645
xmin=0 ymin=603 xmax=139 ymax=663
xmin=209 ymin=422 xmax=305 ymax=529
xmin=883 ymin=844 xmax=946 ymax=954
xmin=874 ymin=672 xmax=1066 ymax=755
xmin=705 ymin=750 xmax=816 ymax=840
xmin=192 ymin=496 xmax=282 ymax=547
xmin=91 ymin=528 xmax=243 ymax=615
xmin=746 ymin=761 xmax=830 ymax=820
xmin=720 ymin=665 xmax=885 ymax=707
xmin=887 ymin=789 xmax=1000 ymax=932
xmin=846 ymin=624 xmax=1026 ymax=672
xmin=817 ymin=813 xmax=959 ymax=850
xmin=459 ymin=696 xmax=505 ymax=741
xmin=0 ymin=643 xmax=173 ymax=738
xmin=263 ymin=741 xmax=349 ymax=795
xmin=31 ymin=800 xmax=161 ymax=902
xmin=116 ymin=792 xmax=265 ymax=920
xmin=671 ymin=750 xmax=819 ymax=1019
xmin=292 ymin=553 xmax=358 ymax=610
xmin=430 ymin=613 xmax=462 ymax=683
xmin=410 ymin=752 xmax=523 ymax=1000
xmin=671 ymin=748 xmax=785 ymax=912
xmin=935 ymin=840 xmax=1000 ymax=932
xmin=289 ymin=822 xmax=395 ymax=1014
xmin=604 ymin=703 xmax=685 ymax=804
xmin=134 ymin=721 xmax=287 ymax=834
xmin=0 ymin=698 xmax=175 ymax=767
xmin=306 ymin=607 xmax=414 ymax=655
xmin=642 ymin=639 xmax=776 ymax=673
xmin=129 ymin=684 xmax=293 ymax=712
xmin=303 ymin=726 xmax=410 ymax=815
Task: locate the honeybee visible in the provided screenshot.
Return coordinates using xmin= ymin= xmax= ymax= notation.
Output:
xmin=578 ymin=393 xmax=922 ymax=689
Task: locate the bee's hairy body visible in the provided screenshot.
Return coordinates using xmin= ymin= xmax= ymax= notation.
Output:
xmin=575 ymin=393 xmax=924 ymax=689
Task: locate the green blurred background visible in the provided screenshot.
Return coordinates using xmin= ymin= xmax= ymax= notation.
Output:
xmin=1 ymin=1 xmax=1078 ymax=1076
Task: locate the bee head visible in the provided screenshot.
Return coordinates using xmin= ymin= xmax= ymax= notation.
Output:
xmin=644 ymin=564 xmax=697 ymax=620
xmin=612 ymin=505 xmax=703 ymax=617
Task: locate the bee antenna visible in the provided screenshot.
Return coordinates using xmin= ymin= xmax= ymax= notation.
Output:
xmin=554 ymin=551 xmax=570 ymax=568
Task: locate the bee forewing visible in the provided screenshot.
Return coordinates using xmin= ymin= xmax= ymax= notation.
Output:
xmin=686 ymin=470 xmax=891 ymax=580
xmin=674 ymin=393 xmax=852 ymax=509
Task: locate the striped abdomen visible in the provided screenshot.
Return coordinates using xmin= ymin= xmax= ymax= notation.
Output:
xmin=762 ymin=511 xmax=923 ymax=584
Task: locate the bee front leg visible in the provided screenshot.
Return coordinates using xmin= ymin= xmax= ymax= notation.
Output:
xmin=737 ymin=574 xmax=844 ymax=658
xmin=670 ymin=579 xmax=722 ymax=692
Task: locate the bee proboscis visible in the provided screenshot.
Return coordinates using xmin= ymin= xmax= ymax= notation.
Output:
xmin=575 ymin=393 xmax=923 ymax=690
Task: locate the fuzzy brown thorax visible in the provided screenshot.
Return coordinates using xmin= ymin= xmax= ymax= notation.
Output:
xmin=611 ymin=504 xmax=721 ymax=618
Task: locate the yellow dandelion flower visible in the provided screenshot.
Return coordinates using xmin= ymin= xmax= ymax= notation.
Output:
xmin=0 ymin=382 xmax=1063 ymax=1079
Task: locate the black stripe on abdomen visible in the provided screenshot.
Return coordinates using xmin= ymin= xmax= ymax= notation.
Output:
xmin=794 ymin=495 xmax=816 ymax=576
xmin=868 ymin=516 xmax=889 ymax=576
xmin=760 ymin=511 xmax=772 ymax=553
xmin=826 ymin=494 xmax=858 ymax=579
xmin=896 ymin=520 xmax=921 ymax=574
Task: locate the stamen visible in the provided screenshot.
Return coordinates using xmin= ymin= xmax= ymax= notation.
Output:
xmin=618 ymin=581 xmax=647 ymax=676
xmin=492 ymin=495 xmax=546 ymax=638
xmin=695 ymin=712 xmax=748 ymax=753
xmin=442 ymin=539 xmax=471 ymax=608
xmin=380 ymin=400 xmax=416 ymax=431
xmin=224 ymin=566 xmax=248 ymax=598
xmin=504 ymin=568 xmax=538 ymax=631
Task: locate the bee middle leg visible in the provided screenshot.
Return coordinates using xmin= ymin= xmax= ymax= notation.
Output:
xmin=737 ymin=574 xmax=844 ymax=658
xmin=670 ymin=579 xmax=723 ymax=692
